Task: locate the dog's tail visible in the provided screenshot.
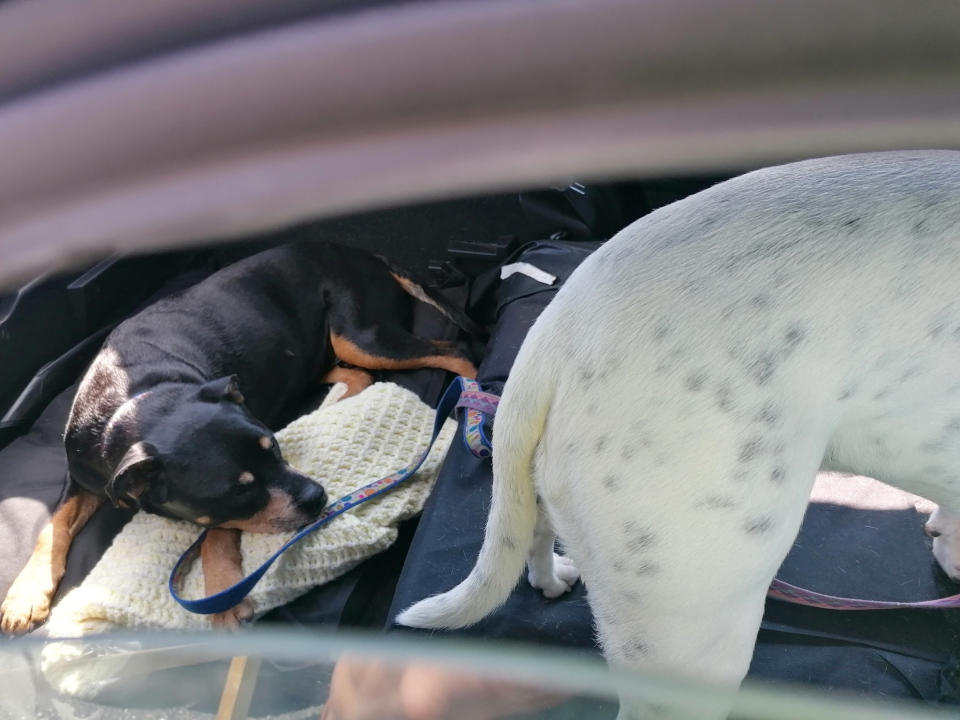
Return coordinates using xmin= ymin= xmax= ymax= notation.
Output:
xmin=395 ymin=353 xmax=551 ymax=629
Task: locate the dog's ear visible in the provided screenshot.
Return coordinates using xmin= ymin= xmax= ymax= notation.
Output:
xmin=106 ymin=442 xmax=165 ymax=509
xmin=199 ymin=375 xmax=245 ymax=405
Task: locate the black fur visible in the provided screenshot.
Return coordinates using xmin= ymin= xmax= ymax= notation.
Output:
xmin=64 ymin=241 xmax=478 ymax=529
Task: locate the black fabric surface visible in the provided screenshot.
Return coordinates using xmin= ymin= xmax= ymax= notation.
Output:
xmin=389 ymin=240 xmax=960 ymax=707
xmin=752 ymin=496 xmax=960 ymax=702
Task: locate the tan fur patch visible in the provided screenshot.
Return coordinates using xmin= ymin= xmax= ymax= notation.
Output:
xmin=390 ymin=272 xmax=450 ymax=319
xmin=330 ymin=334 xmax=477 ymax=379
xmin=218 ymin=489 xmax=307 ymax=533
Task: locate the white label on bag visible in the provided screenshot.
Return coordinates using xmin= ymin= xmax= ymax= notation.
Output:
xmin=499 ymin=262 xmax=557 ymax=286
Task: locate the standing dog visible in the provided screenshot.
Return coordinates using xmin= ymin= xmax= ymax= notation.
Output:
xmin=1 ymin=241 xmax=478 ymax=634
xmin=399 ymin=151 xmax=960 ymax=718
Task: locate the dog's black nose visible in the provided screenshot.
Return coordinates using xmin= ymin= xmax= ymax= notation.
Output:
xmin=299 ymin=482 xmax=328 ymax=517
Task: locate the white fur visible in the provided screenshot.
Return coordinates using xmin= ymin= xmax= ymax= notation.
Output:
xmin=397 ymin=151 xmax=960 ymax=718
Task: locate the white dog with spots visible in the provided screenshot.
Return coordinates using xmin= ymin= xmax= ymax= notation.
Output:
xmin=398 ymin=151 xmax=960 ymax=718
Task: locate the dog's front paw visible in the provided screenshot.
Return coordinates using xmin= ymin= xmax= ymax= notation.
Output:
xmin=1 ymin=582 xmax=53 ymax=634
xmin=211 ymin=598 xmax=254 ymax=630
xmin=528 ymin=554 xmax=580 ymax=599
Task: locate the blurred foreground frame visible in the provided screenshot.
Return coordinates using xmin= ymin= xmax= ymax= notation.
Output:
xmin=2 ymin=628 xmax=957 ymax=719
xmin=1 ymin=0 xmax=960 ymax=717
xmin=1 ymin=0 xmax=960 ymax=285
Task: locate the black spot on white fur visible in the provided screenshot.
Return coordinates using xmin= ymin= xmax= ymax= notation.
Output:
xmin=742 ymin=325 xmax=806 ymax=387
xmin=838 ymin=384 xmax=858 ymax=401
xmin=633 ymin=562 xmax=661 ymax=576
xmin=624 ymin=521 xmax=657 ymax=551
xmin=841 ymin=216 xmax=862 ymax=231
xmin=685 ymin=370 xmax=708 ymax=392
xmin=738 ymin=437 xmax=764 ymax=463
xmin=873 ymin=388 xmax=892 ymax=401
xmin=784 ymin=324 xmax=807 ymax=348
xmin=698 ymin=495 xmax=737 ymax=510
xmin=747 ymin=352 xmax=778 ymax=386
xmin=898 ymin=366 xmax=921 ymax=383
xmin=714 ymin=383 xmax=736 ymax=413
xmin=753 ymin=402 xmax=781 ymax=426
xmin=744 ymin=516 xmax=774 ymax=535
xmin=603 ymin=474 xmax=622 ymax=491
xmin=615 ymin=638 xmax=649 ymax=663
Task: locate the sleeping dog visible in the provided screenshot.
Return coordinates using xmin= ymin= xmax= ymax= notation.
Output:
xmin=1 ymin=241 xmax=478 ymax=633
xmin=399 ymin=151 xmax=960 ymax=718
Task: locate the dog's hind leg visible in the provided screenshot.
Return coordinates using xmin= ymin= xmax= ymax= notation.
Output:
xmin=597 ymin=600 xmax=762 ymax=720
xmin=579 ymin=543 xmax=770 ymax=720
xmin=535 ymin=390 xmax=824 ymax=719
xmin=1 ymin=487 xmax=102 ymax=634
xmin=526 ymin=503 xmax=580 ymax=599
xmin=321 ymin=365 xmax=373 ymax=398
xmin=331 ymin=330 xmax=477 ymax=379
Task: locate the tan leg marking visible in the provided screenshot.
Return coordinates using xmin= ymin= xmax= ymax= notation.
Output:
xmin=1 ymin=489 xmax=103 ymax=634
xmin=322 ymin=366 xmax=374 ymax=399
xmin=330 ymin=334 xmax=477 ymax=380
xmin=201 ymin=527 xmax=253 ymax=629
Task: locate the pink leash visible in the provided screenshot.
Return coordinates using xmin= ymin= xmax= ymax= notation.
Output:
xmin=767 ymin=578 xmax=960 ymax=610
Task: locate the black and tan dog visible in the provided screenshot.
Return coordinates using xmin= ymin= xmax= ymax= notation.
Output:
xmin=0 ymin=241 xmax=479 ymax=632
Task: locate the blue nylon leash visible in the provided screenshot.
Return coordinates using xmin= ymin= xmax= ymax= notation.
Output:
xmin=169 ymin=377 xmax=499 ymax=614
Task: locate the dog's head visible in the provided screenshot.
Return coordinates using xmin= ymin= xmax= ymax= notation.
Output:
xmin=106 ymin=376 xmax=327 ymax=532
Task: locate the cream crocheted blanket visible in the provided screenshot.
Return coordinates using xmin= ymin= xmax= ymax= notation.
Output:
xmin=44 ymin=382 xmax=454 ymax=637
